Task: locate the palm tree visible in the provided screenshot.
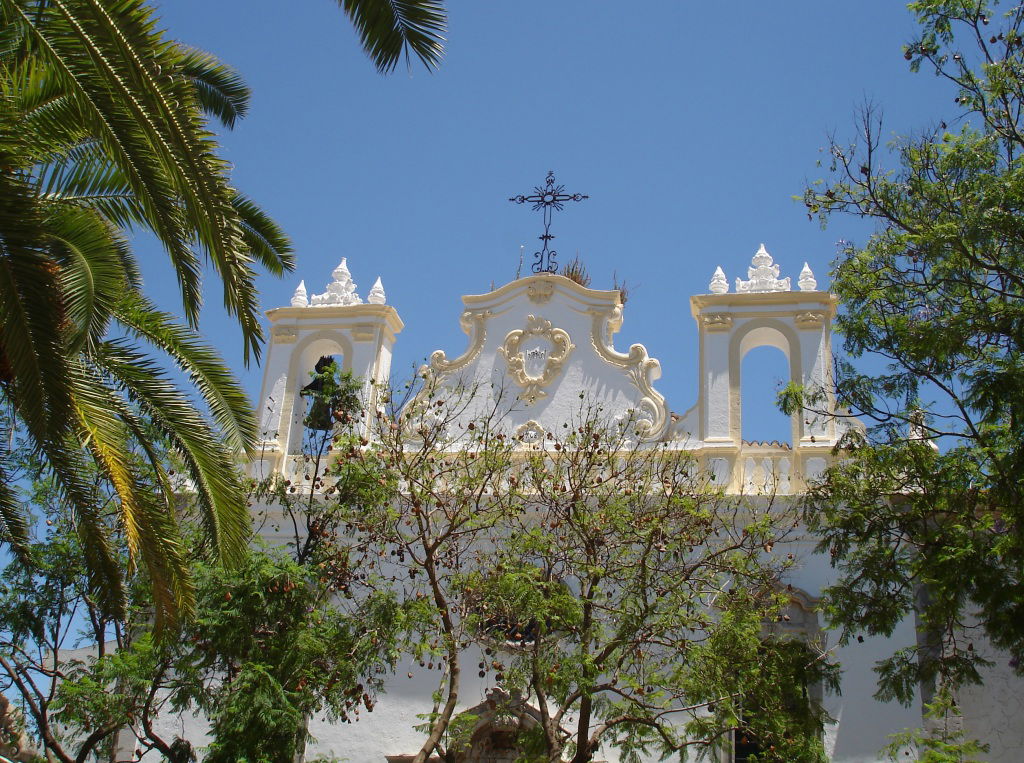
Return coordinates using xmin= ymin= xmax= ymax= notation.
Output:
xmin=0 ymin=0 xmax=295 ymax=626
xmin=0 ymin=0 xmax=447 ymax=626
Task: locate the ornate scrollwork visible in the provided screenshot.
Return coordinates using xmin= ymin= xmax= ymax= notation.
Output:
xmin=527 ymin=280 xmax=555 ymax=304
xmin=401 ymin=310 xmax=491 ymax=441
xmin=427 ymin=310 xmax=491 ymax=374
xmin=587 ymin=307 xmax=669 ymax=440
xmin=794 ymin=310 xmax=826 ymax=328
xmin=498 ymin=315 xmax=575 ymax=405
xmin=701 ymin=313 xmax=733 ymax=331
xmin=514 ymin=420 xmax=545 ymax=447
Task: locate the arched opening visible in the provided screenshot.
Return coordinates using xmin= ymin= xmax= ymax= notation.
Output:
xmin=739 ymin=345 xmax=792 ymax=447
xmin=287 ymin=335 xmax=350 ymax=455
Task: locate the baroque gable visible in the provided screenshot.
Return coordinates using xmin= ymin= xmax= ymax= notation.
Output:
xmin=412 ymin=274 xmax=669 ymax=441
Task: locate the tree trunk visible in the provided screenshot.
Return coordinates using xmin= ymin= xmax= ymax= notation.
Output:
xmin=0 ymin=692 xmax=43 ymax=762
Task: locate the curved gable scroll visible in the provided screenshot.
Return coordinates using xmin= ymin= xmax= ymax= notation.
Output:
xmin=405 ymin=275 xmax=670 ymax=442
xmin=587 ymin=304 xmax=669 ymax=439
xmin=425 ymin=308 xmax=492 ymax=376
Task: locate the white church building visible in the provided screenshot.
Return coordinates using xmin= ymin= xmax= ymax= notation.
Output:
xmin=222 ymin=246 xmax=1024 ymax=762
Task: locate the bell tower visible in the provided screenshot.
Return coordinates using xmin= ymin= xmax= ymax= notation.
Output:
xmin=250 ymin=258 xmax=402 ymax=479
xmin=680 ymin=245 xmax=844 ymax=491
xmin=692 ymin=245 xmax=837 ymax=447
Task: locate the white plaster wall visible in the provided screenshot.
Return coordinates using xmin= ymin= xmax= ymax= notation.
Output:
xmin=958 ymin=619 xmax=1024 ymax=761
xmin=702 ymin=331 xmax=732 ymax=442
xmin=768 ymin=537 xmax=923 ymax=763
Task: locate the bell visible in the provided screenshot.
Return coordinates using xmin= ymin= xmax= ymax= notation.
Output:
xmin=301 ymin=356 xmax=336 ymax=432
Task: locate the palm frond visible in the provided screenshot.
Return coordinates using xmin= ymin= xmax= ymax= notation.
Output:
xmin=88 ymin=340 xmax=250 ymax=569
xmin=6 ymin=0 xmax=269 ymax=362
xmin=112 ymin=292 xmax=257 ymax=453
xmin=66 ymin=0 xmax=266 ymax=362
xmin=0 ymin=465 xmax=30 ymax=558
xmin=37 ymin=139 xmax=147 ymax=232
xmin=171 ymin=45 xmax=249 ymax=129
xmin=35 ymin=440 xmax=127 ymax=619
xmin=69 ymin=358 xmax=193 ymax=625
xmin=0 ymin=136 xmax=72 ymax=441
xmin=337 ymin=0 xmax=446 ymax=74
xmin=46 ymin=203 xmax=132 ymax=353
xmin=232 ymin=192 xmax=293 ymax=276
xmin=5 ymin=0 xmax=206 ymax=326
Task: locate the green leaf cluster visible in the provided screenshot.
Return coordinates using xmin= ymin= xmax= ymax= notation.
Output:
xmin=800 ymin=0 xmax=1024 ymax=736
xmin=345 ymin=392 xmax=835 ymax=763
xmin=0 ymin=420 xmax=405 ymax=762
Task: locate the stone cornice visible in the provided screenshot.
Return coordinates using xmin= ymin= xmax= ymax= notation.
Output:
xmin=265 ymin=304 xmax=404 ymax=336
xmin=689 ymin=290 xmax=837 ymax=318
xmin=461 ymin=274 xmax=622 ymax=311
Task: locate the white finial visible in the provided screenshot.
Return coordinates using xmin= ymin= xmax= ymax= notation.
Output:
xmin=367 ymin=276 xmax=386 ymax=305
xmin=736 ymin=243 xmax=791 ymax=293
xmin=332 ymin=257 xmax=351 ymax=283
xmin=311 ymin=257 xmax=362 ymax=306
xmin=798 ymin=262 xmax=817 ymax=291
xmin=752 ymin=243 xmax=772 ymax=266
xmin=708 ymin=266 xmax=729 ymax=294
xmin=290 ymin=280 xmax=308 ymax=307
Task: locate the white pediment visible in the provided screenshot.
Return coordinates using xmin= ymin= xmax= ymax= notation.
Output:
xmin=409 ymin=275 xmax=668 ymax=441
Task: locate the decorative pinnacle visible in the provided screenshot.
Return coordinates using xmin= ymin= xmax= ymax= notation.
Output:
xmin=752 ymin=243 xmax=773 ymax=267
xmin=367 ymin=277 xmax=386 ymax=305
xmin=333 ymin=258 xmax=350 ymax=281
xmin=290 ymin=280 xmax=308 ymax=307
xmin=709 ymin=266 xmax=729 ymax=294
xmin=509 ymin=171 xmax=588 ymax=274
xmin=798 ymin=262 xmax=817 ymax=291
xmin=736 ymin=243 xmax=791 ymax=293
xmin=310 ymin=257 xmax=362 ymax=306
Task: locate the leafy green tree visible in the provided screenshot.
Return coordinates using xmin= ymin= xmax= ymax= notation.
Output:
xmin=0 ymin=426 xmax=156 ymax=762
xmin=467 ymin=412 xmax=834 ymax=763
xmin=169 ymin=544 xmax=404 ymax=763
xmin=0 ymin=382 xmax=406 ymax=763
xmin=798 ymin=0 xmax=1024 ymax=720
xmin=0 ymin=358 xmax=390 ymax=763
xmin=884 ymin=687 xmax=989 ymax=763
xmin=335 ymin=384 xmax=835 ymax=763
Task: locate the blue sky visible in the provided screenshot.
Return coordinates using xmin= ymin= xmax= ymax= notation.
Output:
xmin=141 ymin=1 xmax=955 ymax=442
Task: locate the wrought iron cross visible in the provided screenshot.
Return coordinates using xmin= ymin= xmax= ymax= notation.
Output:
xmin=509 ymin=171 xmax=588 ymax=274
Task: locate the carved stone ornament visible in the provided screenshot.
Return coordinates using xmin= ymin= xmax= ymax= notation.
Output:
xmin=527 ymin=280 xmax=555 ymax=304
xmin=514 ymin=420 xmax=545 ymax=447
xmin=367 ymin=276 xmax=387 ymax=305
xmin=498 ymin=315 xmax=575 ymax=405
xmin=310 ymin=258 xmax=363 ymax=307
xmin=428 ymin=310 xmax=491 ymax=375
xmin=794 ymin=310 xmax=827 ymax=328
xmin=735 ymin=244 xmax=791 ymax=293
xmin=708 ymin=266 xmax=728 ymax=294
xmin=586 ymin=305 xmax=669 ymax=440
xmin=272 ymin=325 xmax=298 ymax=343
xmin=798 ymin=262 xmax=817 ymax=291
xmin=701 ymin=313 xmax=733 ymax=331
